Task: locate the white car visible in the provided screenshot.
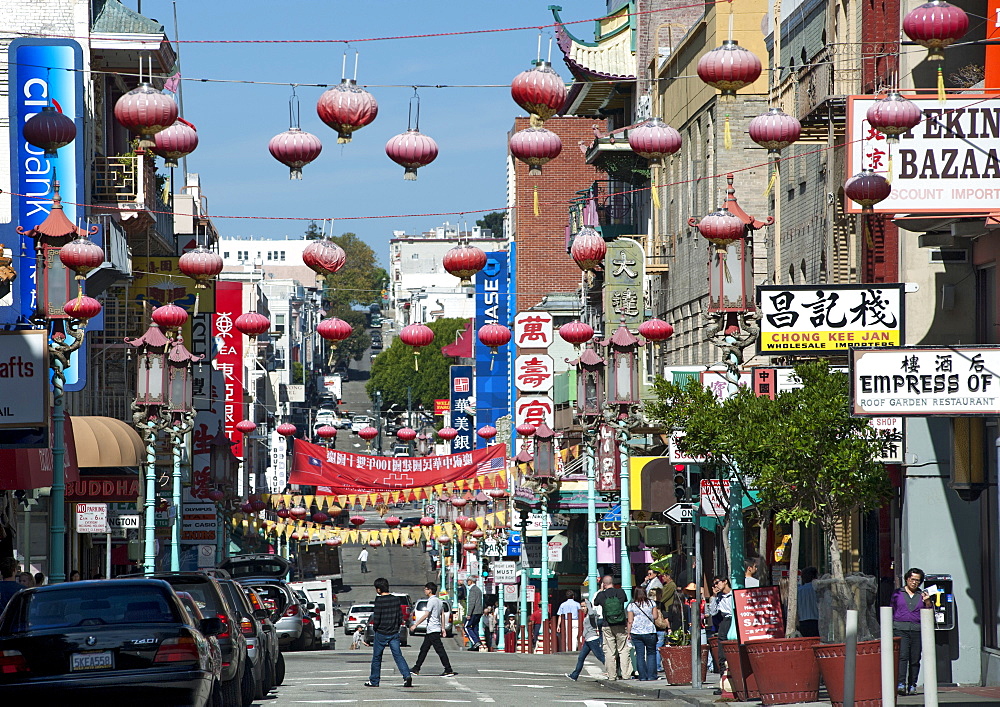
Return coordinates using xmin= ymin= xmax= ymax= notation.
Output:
xmin=350 ymin=415 xmax=372 ymax=433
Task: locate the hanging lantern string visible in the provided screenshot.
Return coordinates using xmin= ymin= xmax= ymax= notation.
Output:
xmin=288 ymin=85 xmax=300 ymax=130
xmin=408 ymin=87 xmax=421 ymax=131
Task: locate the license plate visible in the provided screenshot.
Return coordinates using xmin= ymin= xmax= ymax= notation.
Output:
xmin=71 ymin=651 xmax=114 ymax=671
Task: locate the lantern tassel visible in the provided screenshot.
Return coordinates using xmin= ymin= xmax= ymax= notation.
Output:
xmin=413 ymin=350 xmax=419 ymax=372
xmin=886 ymin=154 xmax=893 ymax=185
xmin=863 ymin=215 xmax=874 ymax=249
xmin=193 ymin=292 xmax=200 ymax=318
xmin=533 ymin=186 xmax=540 ymax=217
xmin=763 ymin=164 xmax=778 ymax=197
xmin=650 ymin=171 xmax=661 ymax=211
xmin=937 ymin=67 xmax=946 ymax=103
xmin=717 ymin=249 xmax=733 ymax=283
xmin=724 ymin=115 xmax=733 ymax=150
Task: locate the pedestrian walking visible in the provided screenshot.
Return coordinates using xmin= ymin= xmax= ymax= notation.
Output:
xmin=708 ymin=576 xmax=734 ymax=674
xmin=358 ymin=547 xmax=370 ymax=574
xmin=594 ymin=574 xmax=630 ymax=680
xmin=566 ymin=597 xmax=605 ymax=681
xmin=364 ymin=577 xmax=413 ymax=688
xmin=464 ymin=577 xmax=484 ymax=650
xmin=891 ymin=567 xmax=933 ymax=696
xmin=556 ymin=590 xmax=582 ymax=649
xmin=797 ymin=567 xmax=820 ymax=637
xmin=627 ymin=586 xmax=661 ymax=681
xmin=410 ymin=582 xmax=456 ymax=677
xmin=482 ymin=605 xmax=498 ymax=650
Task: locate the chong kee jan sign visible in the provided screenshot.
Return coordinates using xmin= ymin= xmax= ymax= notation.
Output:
xmin=851 ymin=346 xmax=1000 ymax=416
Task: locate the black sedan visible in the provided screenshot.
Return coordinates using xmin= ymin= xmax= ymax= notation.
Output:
xmin=0 ymin=578 xmax=221 ymax=706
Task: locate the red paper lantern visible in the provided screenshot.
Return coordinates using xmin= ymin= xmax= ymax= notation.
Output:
xmin=250 ymin=497 xmax=266 ymax=512
xmin=114 ymin=83 xmax=178 ymax=144
xmin=477 ymin=425 xmax=497 ymax=441
xmin=240 ymin=502 xmax=254 ymax=514
xmin=302 ymin=238 xmax=347 ymax=276
xmin=697 ymin=40 xmax=762 ymax=96
xmin=59 ymin=236 xmax=105 ymax=281
xmin=396 ymin=427 xmax=417 ymax=442
xmin=277 ymin=423 xmax=297 ymax=436
xmin=63 ymin=295 xmax=102 ymax=321
xmin=152 ymin=304 xmax=189 ymax=330
xmin=290 ymin=532 xmax=301 ymax=540
xmin=236 ymin=420 xmax=257 ymax=435
xmin=516 ymin=423 xmax=536 ymax=437
xmin=350 ymin=515 xmax=366 ymax=527
xmin=317 ymin=79 xmax=379 ymax=143
xmin=419 ymin=516 xmax=436 ymax=527
xmin=402 ymin=538 xmax=416 ymax=547
xmin=459 ymin=517 xmax=479 ymax=532
xmin=510 ymin=61 xmax=567 ymax=125
xmin=269 ymin=128 xmax=323 ymax=180
xmin=866 ymin=91 xmax=922 ymax=143
xmin=438 ymin=534 xmax=452 ymax=545
xmin=22 ymin=106 xmax=76 ymax=156
xmin=234 ymin=312 xmax=270 ymax=338
xmin=442 ymin=243 xmax=488 ymax=286
xmin=207 ymin=489 xmax=225 ymax=502
xmin=845 ymin=170 xmax=891 ymax=212
xmin=399 ymin=323 xmax=434 ymax=368
xmin=477 ymin=323 xmax=511 ymax=354
xmin=638 ymin=318 xmax=674 ymax=342
xmin=509 ymin=127 xmax=562 ymax=176
xmin=451 ymin=498 xmax=468 ymax=509
xmin=328 ymin=536 xmax=343 ymax=546
xmin=276 ymin=507 xmax=290 ymax=519
xmin=571 ymin=226 xmax=606 ymax=271
xmin=463 ymin=541 xmax=478 ymax=552
xmin=471 ymin=529 xmax=485 ymax=539
xmin=437 ymin=427 xmax=458 ymax=441
xmin=384 ymin=516 xmax=402 ymax=528
xmin=486 ymin=488 xmax=508 ymax=499
xmin=312 ymin=512 xmax=329 ymax=523
xmin=385 ymin=129 xmax=438 ymax=180
xmin=358 ymin=426 xmax=378 ymax=441
xmin=628 ymin=118 xmax=682 ymax=163
xmin=317 ymin=317 xmax=353 ymax=342
xmin=178 ymin=246 xmax=224 ymax=290
xmin=368 ymin=538 xmax=383 ymax=548
xmin=748 ymin=107 xmax=801 ymax=154
xmin=151 ymin=118 xmax=198 ymax=167
xmin=290 ymin=506 xmax=308 ymax=518
xmin=903 ymin=0 xmax=969 ymax=61
xmin=558 ymin=321 xmax=594 ymax=346
xmin=317 ymin=425 xmax=338 ymax=439
xmin=693 ymin=209 xmax=746 ymax=249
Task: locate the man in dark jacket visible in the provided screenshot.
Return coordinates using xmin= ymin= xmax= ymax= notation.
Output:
xmin=365 ymin=577 xmax=413 ymax=688
xmin=464 ymin=577 xmax=484 ymax=650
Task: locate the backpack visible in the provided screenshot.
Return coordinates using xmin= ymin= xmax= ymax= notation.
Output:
xmin=603 ymin=593 xmax=627 ymax=625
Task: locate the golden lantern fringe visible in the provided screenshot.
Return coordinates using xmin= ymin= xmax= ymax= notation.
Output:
xmin=193 ymin=292 xmax=200 ymax=318
xmin=650 ymin=172 xmax=661 ymax=211
xmin=413 ymin=350 xmax=419 ymax=371
xmin=724 ymin=115 xmax=733 ymax=150
xmin=717 ymin=248 xmax=733 ymax=282
xmin=533 ymin=186 xmax=540 ymax=216
xmin=864 ymin=215 xmax=874 ymax=249
xmin=887 ymin=154 xmax=893 ymax=185
xmin=937 ymin=66 xmax=946 ymax=103
xmin=763 ymin=165 xmax=778 ymax=197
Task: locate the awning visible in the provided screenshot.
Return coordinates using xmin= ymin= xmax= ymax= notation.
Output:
xmin=0 ymin=418 xmax=79 ymax=490
xmin=70 ymin=416 xmax=144 ymax=467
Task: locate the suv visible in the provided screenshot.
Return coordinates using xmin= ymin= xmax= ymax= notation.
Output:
xmin=143 ymin=572 xmax=248 ymax=707
xmin=218 ymin=578 xmax=275 ymax=701
xmin=219 ymin=555 xmax=308 ymax=652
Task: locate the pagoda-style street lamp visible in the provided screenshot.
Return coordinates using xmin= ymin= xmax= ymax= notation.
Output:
xmin=17 ymin=181 xmax=103 ymax=584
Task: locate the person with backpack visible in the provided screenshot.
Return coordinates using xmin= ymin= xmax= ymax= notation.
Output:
xmin=594 ymin=574 xmax=629 ymax=680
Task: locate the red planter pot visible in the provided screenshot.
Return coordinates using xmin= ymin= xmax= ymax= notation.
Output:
xmin=720 ymin=640 xmax=759 ymax=700
xmin=814 ymin=638 xmax=901 ymax=707
xmin=743 ymin=636 xmax=822 ymax=705
xmin=659 ymin=644 xmax=709 ymax=685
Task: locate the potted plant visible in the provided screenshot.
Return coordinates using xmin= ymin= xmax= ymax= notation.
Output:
xmin=648 ymin=361 xmax=892 ymax=706
xmin=658 ymin=626 xmax=709 ymax=685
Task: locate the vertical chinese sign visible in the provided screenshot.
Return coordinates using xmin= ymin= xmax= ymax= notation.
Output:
xmin=475 ymin=251 xmax=510 ymax=447
xmin=603 ymin=238 xmax=645 ymax=330
xmin=213 ymin=281 xmax=245 ymax=457
xmin=513 ymin=310 xmax=555 ymax=429
xmin=450 ymin=365 xmax=474 ymax=453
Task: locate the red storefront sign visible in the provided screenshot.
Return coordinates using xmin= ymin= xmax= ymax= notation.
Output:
xmin=733 ymin=586 xmax=785 ymax=641
xmin=213 ymin=281 xmax=245 ymax=456
xmin=65 ymin=476 xmax=139 ymax=502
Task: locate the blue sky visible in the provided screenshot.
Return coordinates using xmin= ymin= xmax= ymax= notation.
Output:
xmin=137 ymin=1 xmax=598 ymax=265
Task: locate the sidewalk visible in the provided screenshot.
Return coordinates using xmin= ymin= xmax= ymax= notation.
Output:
xmin=596 ymin=676 xmax=1000 ymax=706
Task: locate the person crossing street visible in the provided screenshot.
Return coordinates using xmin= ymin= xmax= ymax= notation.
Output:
xmin=358 ymin=547 xmax=370 ymax=574
xmin=410 ymin=582 xmax=456 ymax=677
xmin=464 ymin=576 xmax=484 ymax=650
xmin=364 ymin=577 xmax=413 ymax=688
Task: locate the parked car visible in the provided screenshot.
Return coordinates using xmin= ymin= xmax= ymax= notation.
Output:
xmin=218 ymin=577 xmax=275 ymax=700
xmin=344 ymin=602 xmax=374 ymax=636
xmin=410 ymin=597 xmax=454 ymax=637
xmin=0 ymin=579 xmax=221 ymax=705
xmin=176 ymin=591 xmax=224 ymax=703
xmin=219 ymin=554 xmax=310 ymax=652
xmin=350 ymin=415 xmax=372 ymax=434
xmin=293 ymin=590 xmax=324 ymax=649
xmin=142 ymin=572 xmax=248 ymax=707
xmin=241 ymin=586 xmax=284 ymax=686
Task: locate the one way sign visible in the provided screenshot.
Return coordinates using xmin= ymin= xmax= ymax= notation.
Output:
xmin=663 ymin=503 xmax=696 ymax=524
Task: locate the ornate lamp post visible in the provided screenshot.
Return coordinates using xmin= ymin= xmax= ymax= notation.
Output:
xmin=17 ymin=182 xmax=103 ymax=584
xmin=532 ymin=423 xmax=557 ymax=632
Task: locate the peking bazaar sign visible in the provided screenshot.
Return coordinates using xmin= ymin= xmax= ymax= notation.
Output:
xmin=733 ymin=586 xmax=784 ymax=641
xmin=213 ymin=281 xmax=245 ymax=456
xmin=847 ymin=95 xmax=1000 ymax=214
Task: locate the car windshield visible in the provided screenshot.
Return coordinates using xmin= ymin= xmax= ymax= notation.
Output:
xmin=11 ymin=585 xmax=178 ymax=632
xmin=245 ymin=583 xmax=290 ymax=613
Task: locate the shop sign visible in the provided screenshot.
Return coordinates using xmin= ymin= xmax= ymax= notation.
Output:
xmin=433 ymin=398 xmax=449 ymax=415
xmin=598 ymin=521 xmax=621 ymax=539
xmin=733 ymin=586 xmax=784 ymax=641
xmin=181 ymin=503 xmax=217 ymax=543
xmin=66 ymin=476 xmax=140 ymax=502
xmin=602 ymin=238 xmax=645 ymax=329
xmin=0 ymin=331 xmax=47 ymax=428
xmin=851 ymin=346 xmax=1000 ymax=416
xmin=847 ymin=94 xmax=1000 ymax=214
xmin=474 ymin=252 xmax=511 ymax=447
xmin=213 ymin=281 xmax=245 ymax=457
xmin=757 ymin=284 xmax=904 ymax=354
xmin=514 ymin=354 xmax=553 ymax=393
xmin=450 ymin=365 xmax=474 ymax=453
xmin=514 ymin=394 xmax=554 ymax=429
xmin=513 ymin=311 xmax=553 ymax=349
xmin=668 ymin=431 xmax=707 ymax=465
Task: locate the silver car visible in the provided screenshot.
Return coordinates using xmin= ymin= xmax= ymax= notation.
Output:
xmin=344 ymin=603 xmax=374 ymax=636
xmin=410 ymin=598 xmax=454 ymax=637
xmin=220 ymin=554 xmax=309 ymax=651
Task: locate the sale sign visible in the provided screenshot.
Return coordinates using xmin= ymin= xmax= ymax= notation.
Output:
xmin=733 ymin=586 xmax=785 ymax=641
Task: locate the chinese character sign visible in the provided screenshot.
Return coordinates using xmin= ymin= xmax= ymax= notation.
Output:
xmin=603 ymin=238 xmax=645 ymax=329
xmin=214 ymin=281 xmax=245 ymax=456
xmin=515 ymin=395 xmax=554 ymax=429
xmin=514 ymin=311 xmax=553 ymax=349
xmin=514 ymin=354 xmax=554 ymax=393
xmin=450 ymin=365 xmax=475 ymax=453
xmin=475 ymin=252 xmax=511 ymax=447
xmin=595 ymin=424 xmax=621 ymax=491
xmin=757 ymin=284 xmax=904 ymax=354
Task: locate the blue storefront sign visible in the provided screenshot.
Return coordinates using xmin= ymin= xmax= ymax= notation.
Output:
xmin=449 ymin=364 xmax=474 ymax=453
xmin=474 ymin=251 xmax=510 ymax=447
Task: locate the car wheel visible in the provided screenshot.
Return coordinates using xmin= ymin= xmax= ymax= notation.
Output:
xmin=211 ymin=679 xmax=225 ymax=707
xmin=240 ymin=660 xmax=255 ymax=707
xmin=256 ymin=657 xmax=272 ymax=699
xmin=222 ymin=674 xmax=241 ymax=707
xmin=291 ymin=625 xmax=310 ymax=651
xmin=275 ymin=652 xmax=286 ymax=686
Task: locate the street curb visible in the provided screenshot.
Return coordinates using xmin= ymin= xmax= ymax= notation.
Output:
xmin=595 ymin=677 xmax=758 ymax=706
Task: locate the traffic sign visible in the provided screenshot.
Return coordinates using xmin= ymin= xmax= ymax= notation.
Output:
xmin=492 ymin=560 xmax=517 ymax=584
xmin=75 ymin=503 xmax=108 ymax=533
xmin=663 ymin=503 xmax=696 ymax=524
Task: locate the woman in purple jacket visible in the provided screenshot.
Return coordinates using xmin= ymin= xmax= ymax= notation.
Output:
xmin=891 ymin=567 xmax=933 ymax=696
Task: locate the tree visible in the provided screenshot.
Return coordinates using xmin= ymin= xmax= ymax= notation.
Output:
xmin=315 ymin=230 xmax=383 ymax=365
xmin=366 ymin=317 xmax=468 ymax=410
xmin=475 ymin=211 xmax=505 ymax=237
xmin=303 ymin=221 xmax=323 ymax=240
xmin=646 ymin=361 xmax=891 ymax=634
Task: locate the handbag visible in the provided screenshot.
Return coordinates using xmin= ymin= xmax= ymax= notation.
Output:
xmin=652 ymin=601 xmax=670 ymax=629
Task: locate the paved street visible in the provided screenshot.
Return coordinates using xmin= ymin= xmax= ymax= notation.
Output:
xmin=267 ymin=646 xmax=672 ymax=706
xmin=336 ymin=529 xmax=437 ymax=609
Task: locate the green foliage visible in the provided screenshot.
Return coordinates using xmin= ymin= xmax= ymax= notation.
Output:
xmin=475 ymin=211 xmax=505 ymax=236
xmin=303 ymin=221 xmax=323 ymax=240
xmin=291 ymin=361 xmax=304 ymax=385
xmin=366 ymin=317 xmax=468 ymax=410
xmin=646 ymin=361 xmax=890 ymax=579
xmin=322 ymin=232 xmax=383 ymax=311
xmin=665 ymin=626 xmax=691 ymax=646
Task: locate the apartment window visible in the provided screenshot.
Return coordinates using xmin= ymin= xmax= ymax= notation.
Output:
xmin=275 ymin=313 xmax=285 ymax=336
xmin=267 ymin=251 xmax=272 ymax=260
xmin=280 ymin=251 xmax=286 ymax=261
xmin=223 ymin=252 xmax=230 ymax=259
xmin=976 ymin=265 xmax=997 ymax=343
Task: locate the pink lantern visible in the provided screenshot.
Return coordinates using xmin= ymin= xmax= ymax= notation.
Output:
xmin=385 ymin=129 xmax=438 ymax=180
xmin=437 ymin=534 xmax=452 ymax=545
xmin=638 ymin=319 xmax=674 ymax=342
xmin=234 ymin=312 xmax=270 ymax=338
xmin=437 ymin=427 xmax=458 ymax=441
xmin=477 ymin=323 xmax=512 ymax=355
xmin=571 ymin=226 xmax=606 ymax=271
xmin=693 ymin=209 xmax=746 ymax=250
xmin=510 ymin=61 xmax=567 ymax=125
xmin=845 ymin=170 xmax=891 ymax=212
xmin=268 ymin=128 xmax=323 ymax=180
xmin=151 ymin=304 xmax=189 ymax=331
xmin=151 ymin=118 xmax=199 ymax=167
xmin=358 ymin=426 xmax=378 ymax=441
xmin=747 ymin=107 xmax=801 ymax=154
xmin=350 ymin=515 xmax=366 ymax=527
xmin=509 ymin=127 xmax=562 ymax=175
xmin=477 ymin=425 xmax=497 ymax=441
xmin=443 ymin=243 xmax=488 ymax=287
xmin=312 ymin=512 xmax=329 ymax=523
xmin=207 ymin=489 xmax=225 ymax=502
xmin=240 ymin=502 xmax=254 ymax=514
xmin=22 ymin=106 xmax=76 ymax=156
xmin=558 ymin=321 xmax=594 ymax=346
xmin=316 ymin=426 xmax=338 ymax=440
xmin=399 ymin=323 xmax=434 ymax=349
xmin=368 ymin=538 xmax=383 ymax=548
xmin=178 ymin=246 xmax=223 ymax=290
xmin=697 ymin=40 xmax=763 ymax=97
xmin=276 ymin=507 xmax=290 ymax=519
xmin=316 ymin=79 xmax=379 ymax=143
xmin=451 ymin=497 xmax=468 ymax=509
xmin=290 ymin=532 xmax=301 ymax=541
xmin=277 ymin=423 xmax=297 ymax=437
xmin=236 ymin=420 xmax=257 ymax=435
xmin=471 ymin=529 xmax=485 ymax=539
xmin=328 ymin=536 xmax=343 ymax=546
xmin=459 ymin=517 xmax=479 ymax=532
xmin=290 ymin=506 xmax=308 ymax=519
xmin=402 ymin=538 xmax=416 ymax=548
xmin=866 ymin=91 xmax=922 ymax=143
xmin=516 ymin=423 xmax=536 ymax=437
xmin=903 ymin=0 xmax=969 ymax=61
xmin=628 ymin=118 xmax=682 ymax=163
xmin=317 ymin=317 xmax=353 ymax=343
xmin=114 ymin=83 xmax=178 ymax=145
xmin=384 ymin=516 xmax=402 ymax=528
xmin=63 ymin=296 xmax=102 ymax=321
xmin=302 ymin=238 xmax=347 ymax=276
xmin=419 ymin=516 xmax=436 ymax=527
xmin=486 ymin=488 xmax=508 ymax=499
xmin=59 ymin=236 xmax=105 ymax=280
xmin=462 ymin=541 xmax=478 ymax=552
xmin=396 ymin=427 xmax=417 ymax=442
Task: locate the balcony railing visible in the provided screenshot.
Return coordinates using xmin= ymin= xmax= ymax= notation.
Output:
xmin=566 ymin=180 xmax=640 ymax=250
xmin=92 ymin=153 xmax=173 ymax=245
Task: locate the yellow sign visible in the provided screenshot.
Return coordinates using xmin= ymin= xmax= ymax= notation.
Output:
xmin=759 ymin=329 xmax=900 ymax=353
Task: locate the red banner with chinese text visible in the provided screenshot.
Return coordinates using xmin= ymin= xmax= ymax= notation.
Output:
xmin=213 ymin=281 xmax=245 ymax=457
xmin=290 ymin=439 xmax=506 ymax=495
